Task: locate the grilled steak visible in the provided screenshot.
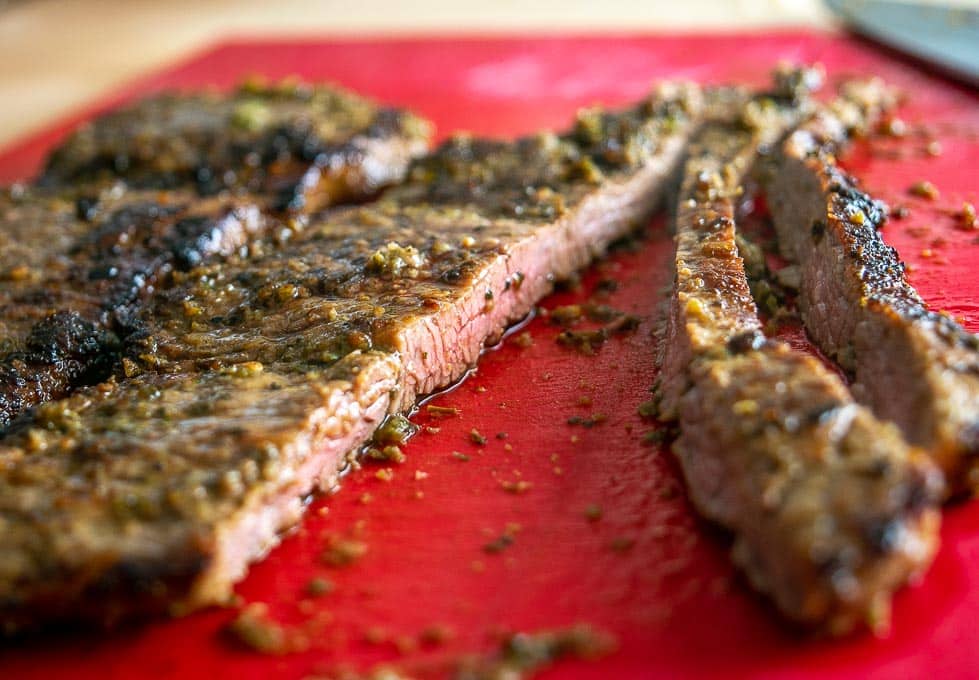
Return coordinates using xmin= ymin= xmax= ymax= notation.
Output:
xmin=0 ymin=83 xmax=703 ymax=631
xmin=658 ymin=84 xmax=942 ymax=633
xmin=0 ymin=188 xmax=267 ymax=430
xmin=765 ymin=81 xmax=979 ymax=495
xmin=1 ymin=83 xmax=432 ymax=430
xmin=40 ymin=80 xmax=432 ymax=212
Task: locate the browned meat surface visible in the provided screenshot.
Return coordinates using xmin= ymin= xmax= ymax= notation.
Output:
xmin=766 ymin=81 xmax=979 ymax=496
xmin=0 ymin=83 xmax=703 ymax=631
xmin=658 ymin=81 xmax=942 ymax=633
xmin=40 ymin=80 xmax=432 ymax=213
xmin=1 ymin=82 xmax=432 ymax=431
xmin=0 ymin=189 xmax=268 ymax=430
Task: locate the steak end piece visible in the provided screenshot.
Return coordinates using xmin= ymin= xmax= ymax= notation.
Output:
xmin=766 ymin=80 xmax=979 ymax=496
xmin=678 ymin=346 xmax=942 ymax=634
xmin=40 ymin=79 xmax=433 ymax=213
xmin=660 ymin=75 xmax=942 ymax=634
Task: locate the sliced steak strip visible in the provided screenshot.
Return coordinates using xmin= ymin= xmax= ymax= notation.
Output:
xmin=0 ymin=83 xmax=704 ymax=631
xmin=659 ymin=86 xmax=942 ymax=633
xmin=0 ymin=354 xmax=398 ymax=631
xmin=40 ymin=80 xmax=432 ymax=212
xmin=0 ymin=189 xmax=267 ymax=430
xmin=766 ymin=81 xmax=979 ymax=495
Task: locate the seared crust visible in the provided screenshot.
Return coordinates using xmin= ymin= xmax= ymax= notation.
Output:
xmin=678 ymin=346 xmax=941 ymax=634
xmin=0 ymin=84 xmax=703 ymax=631
xmin=659 ymin=82 xmax=942 ymax=634
xmin=1 ymin=83 xmax=432 ymax=430
xmin=40 ymin=80 xmax=432 ymax=213
xmin=767 ymin=81 xmax=979 ymax=495
xmin=0 ymin=189 xmax=267 ymax=430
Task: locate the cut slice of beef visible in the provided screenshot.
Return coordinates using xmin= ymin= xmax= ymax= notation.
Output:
xmin=658 ymin=81 xmax=942 ymax=634
xmin=40 ymin=80 xmax=432 ymax=212
xmin=765 ymin=80 xmax=979 ymax=496
xmin=2 ymin=83 xmax=431 ymax=430
xmin=0 ymin=83 xmax=703 ymax=631
xmin=0 ymin=355 xmax=398 ymax=631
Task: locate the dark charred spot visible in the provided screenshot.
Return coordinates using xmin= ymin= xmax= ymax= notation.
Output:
xmin=0 ymin=312 xmax=121 ymax=431
xmin=257 ymin=123 xmax=330 ymax=169
xmin=865 ymin=457 xmax=892 ymax=478
xmin=441 ymin=267 xmax=463 ymax=284
xmin=828 ymin=172 xmax=889 ymax=230
xmin=25 ymin=311 xmax=119 ymax=365
xmin=87 ymin=265 xmax=120 ymax=280
xmin=864 ymin=518 xmax=904 ymax=555
xmin=112 ymin=153 xmax=131 ymax=174
xmin=0 ymin=366 xmax=30 ymax=431
xmin=811 ymin=219 xmax=825 ymax=242
xmin=168 ymin=215 xmax=222 ymax=270
xmin=193 ymin=165 xmax=224 ymax=197
xmin=97 ymin=268 xmax=150 ymax=313
xmin=726 ymin=330 xmax=767 ymax=354
xmin=272 ymin=188 xmax=306 ymax=214
xmin=117 ymin=312 xmax=148 ymax=344
xmin=805 ymin=403 xmax=841 ymax=426
xmin=708 ymin=215 xmax=734 ymax=231
xmin=75 ymin=196 xmax=101 ymax=222
xmin=907 ymin=471 xmax=943 ymax=511
xmin=78 ymin=202 xmax=180 ymax=259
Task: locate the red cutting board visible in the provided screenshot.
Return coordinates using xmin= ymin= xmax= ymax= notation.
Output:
xmin=0 ymin=33 xmax=977 ymax=680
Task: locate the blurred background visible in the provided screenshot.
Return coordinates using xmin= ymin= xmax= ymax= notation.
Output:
xmin=0 ymin=0 xmax=976 ymax=148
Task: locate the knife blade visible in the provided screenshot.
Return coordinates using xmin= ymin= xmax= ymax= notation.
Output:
xmin=825 ymin=0 xmax=979 ymax=86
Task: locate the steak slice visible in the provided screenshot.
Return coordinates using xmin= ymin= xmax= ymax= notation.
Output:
xmin=0 ymin=355 xmax=397 ymax=631
xmin=0 ymin=189 xmax=267 ymax=431
xmin=40 ymin=80 xmax=432 ymax=212
xmin=659 ymin=86 xmax=942 ymax=633
xmin=766 ymin=81 xmax=979 ymax=495
xmin=2 ymin=82 xmax=431 ymax=429
xmin=0 ymin=83 xmax=703 ymax=631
